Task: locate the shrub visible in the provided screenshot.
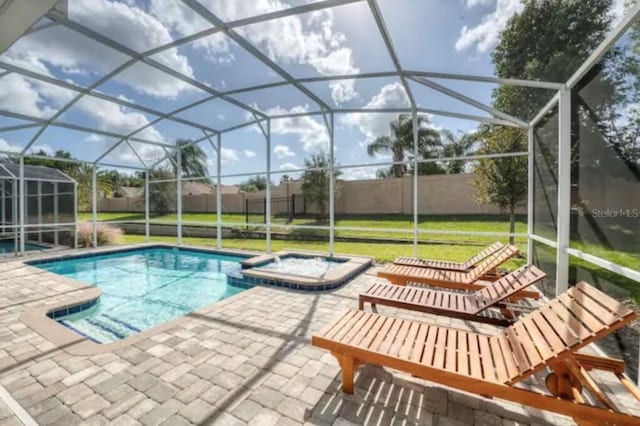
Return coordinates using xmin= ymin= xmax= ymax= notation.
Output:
xmin=76 ymin=222 xmax=124 ymax=247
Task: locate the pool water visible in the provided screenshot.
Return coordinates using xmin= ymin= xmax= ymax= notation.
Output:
xmin=254 ymin=256 xmax=343 ymax=278
xmin=0 ymin=239 xmax=45 ymax=255
xmin=34 ymin=247 xmax=248 ymax=343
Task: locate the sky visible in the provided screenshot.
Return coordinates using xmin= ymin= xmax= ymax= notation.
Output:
xmin=0 ymin=0 xmax=630 ymax=183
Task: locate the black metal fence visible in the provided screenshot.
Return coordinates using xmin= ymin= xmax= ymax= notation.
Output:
xmin=245 ymin=195 xmax=305 ymax=224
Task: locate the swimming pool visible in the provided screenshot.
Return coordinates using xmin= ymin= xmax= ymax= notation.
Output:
xmin=253 ymin=256 xmax=344 ymax=278
xmin=0 ymin=239 xmax=46 ymax=255
xmin=33 ymin=247 xmax=249 ymax=343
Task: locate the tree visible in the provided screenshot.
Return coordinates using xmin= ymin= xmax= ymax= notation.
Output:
xmin=146 ymin=167 xmax=176 ymax=214
xmin=101 ymin=169 xmax=143 ymax=189
xmin=11 ymin=150 xmax=113 ymax=211
xmin=70 ymin=164 xmax=114 ymax=211
xmin=492 ymin=0 xmax=628 ymax=250
xmin=441 ymin=130 xmax=478 ymax=174
xmin=367 ymin=114 xmax=441 ymax=177
xmin=472 ymin=127 xmax=528 ymax=244
xmin=280 ymin=174 xmax=292 ymax=184
xmin=23 ymin=150 xmax=79 ymax=176
xmin=238 ymin=175 xmax=268 ymax=193
xmin=492 ymin=0 xmax=613 ymax=120
xmin=301 ymin=152 xmax=341 ymax=223
xmin=172 ymin=139 xmax=208 ymax=178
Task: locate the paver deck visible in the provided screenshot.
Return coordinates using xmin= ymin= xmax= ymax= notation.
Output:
xmin=0 ymin=246 xmax=637 ymax=425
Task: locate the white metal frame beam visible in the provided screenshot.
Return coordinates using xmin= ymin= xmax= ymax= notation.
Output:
xmin=367 ymin=0 xmax=416 ymax=109
xmin=555 ymin=89 xmax=571 ymax=295
xmin=180 ymin=0 xmax=333 ymax=113
xmin=409 ymin=76 xmax=529 ymax=127
xmin=0 ymin=61 xmax=221 ymax=135
xmin=46 ymin=10 xmax=267 ymax=120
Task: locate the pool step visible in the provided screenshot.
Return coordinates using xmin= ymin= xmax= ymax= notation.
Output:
xmin=101 ymin=314 xmax=142 ymax=333
xmin=85 ymin=318 xmax=127 ymax=340
xmin=63 ymin=314 xmax=142 ymax=343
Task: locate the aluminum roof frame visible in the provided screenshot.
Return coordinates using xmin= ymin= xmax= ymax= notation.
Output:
xmin=0 ymin=0 xmax=594 ymax=171
xmin=0 ymin=162 xmax=76 ymax=183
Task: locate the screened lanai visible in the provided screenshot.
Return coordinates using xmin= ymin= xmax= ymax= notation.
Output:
xmin=0 ymin=0 xmax=639 ymax=405
xmin=0 ymin=163 xmax=76 ymax=255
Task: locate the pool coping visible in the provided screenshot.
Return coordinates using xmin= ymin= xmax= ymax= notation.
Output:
xmin=21 ymin=284 xmax=261 ymax=356
xmin=19 ymin=243 xmax=264 ymax=355
xmin=18 ymin=243 xmax=371 ymax=355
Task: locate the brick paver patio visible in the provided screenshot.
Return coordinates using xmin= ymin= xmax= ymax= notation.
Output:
xmin=0 ymin=247 xmax=636 ymax=426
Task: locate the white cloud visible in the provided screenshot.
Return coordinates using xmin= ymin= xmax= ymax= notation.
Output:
xmin=0 ymin=139 xmax=21 ymax=154
xmin=273 ymin=144 xmax=295 ymax=159
xmin=221 ymin=147 xmax=239 ymax=164
xmin=341 ymin=83 xmax=410 ymax=142
xmin=243 ymin=149 xmax=256 ymax=158
xmin=265 ymin=106 xmax=329 ymax=152
xmin=84 ymin=134 xmax=105 ymax=143
xmin=197 ymin=2 xmax=360 ymax=104
xmin=217 ymin=113 xmax=226 ymax=122
xmin=3 ymin=0 xmax=197 ymax=99
xmin=75 ymin=96 xmax=165 ymax=143
xmin=0 ymin=74 xmax=74 ymax=118
xmin=455 ymin=0 xmax=524 ymax=53
xmin=0 ymin=72 xmax=167 ymax=164
xmin=279 ymin=162 xmax=299 ymax=170
xmin=466 ymin=0 xmax=494 ymax=6
xmin=107 ymin=142 xmax=162 ymax=166
xmin=341 ymin=167 xmax=379 ymax=181
xmin=148 ymin=1 xmax=234 ymax=64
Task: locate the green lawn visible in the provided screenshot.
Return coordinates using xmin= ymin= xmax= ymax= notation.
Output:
xmin=121 ymin=234 xmax=526 ymax=269
xmin=79 ymin=212 xmax=527 ymax=243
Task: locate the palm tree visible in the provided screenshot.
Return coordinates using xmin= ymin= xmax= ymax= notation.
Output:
xmin=172 ymin=139 xmax=208 ymax=178
xmin=440 ymin=130 xmax=478 ymax=174
xmin=367 ymin=114 xmax=441 ymax=178
xmin=70 ymin=164 xmax=114 ymax=211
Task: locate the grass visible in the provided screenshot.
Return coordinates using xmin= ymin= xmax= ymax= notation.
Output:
xmin=121 ymin=234 xmax=526 ymax=270
xmin=79 ymin=212 xmax=527 ymax=242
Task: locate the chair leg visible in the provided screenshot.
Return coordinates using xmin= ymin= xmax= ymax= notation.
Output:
xmin=358 ymin=297 xmax=364 ymax=310
xmin=499 ymin=306 xmax=515 ymax=320
xmin=546 ymin=362 xmax=583 ymax=401
xmin=332 ymin=352 xmax=358 ymax=394
xmin=342 ymin=355 xmax=355 ymax=394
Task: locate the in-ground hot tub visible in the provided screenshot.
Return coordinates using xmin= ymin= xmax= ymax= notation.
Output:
xmin=231 ymin=250 xmax=373 ymax=291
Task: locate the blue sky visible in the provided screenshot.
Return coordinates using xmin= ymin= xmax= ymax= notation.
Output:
xmin=0 ymin=0 xmax=627 ymax=182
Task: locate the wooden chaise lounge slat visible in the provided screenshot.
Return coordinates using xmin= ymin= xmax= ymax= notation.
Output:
xmin=312 ymin=282 xmax=639 ymax=425
xmin=394 ymin=241 xmax=505 ymax=270
xmin=361 ymin=265 xmax=544 ymax=325
xmin=378 ymin=245 xmax=520 ymax=289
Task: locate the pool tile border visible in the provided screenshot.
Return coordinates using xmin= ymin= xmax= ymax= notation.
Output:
xmin=238 ymin=250 xmax=372 ymax=291
xmin=21 ymin=284 xmax=263 ymax=356
xmin=26 ymin=243 xmax=255 ymax=266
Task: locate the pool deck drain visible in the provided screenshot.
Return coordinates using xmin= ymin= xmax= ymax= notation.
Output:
xmin=0 ymin=244 xmax=637 ymax=425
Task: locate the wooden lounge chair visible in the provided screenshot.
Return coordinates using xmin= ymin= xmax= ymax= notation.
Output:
xmin=378 ymin=244 xmax=520 ymax=290
xmin=312 ymin=282 xmax=640 ymax=425
xmin=360 ymin=264 xmax=545 ymax=326
xmin=394 ymin=241 xmax=505 ymax=271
